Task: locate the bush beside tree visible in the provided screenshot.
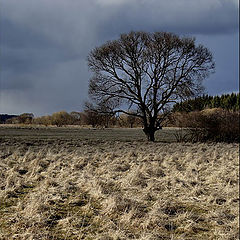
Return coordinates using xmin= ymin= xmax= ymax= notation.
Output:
xmin=169 ymin=109 xmax=239 ymax=143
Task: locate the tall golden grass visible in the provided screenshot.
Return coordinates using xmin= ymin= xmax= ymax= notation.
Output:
xmin=0 ymin=139 xmax=239 ymax=239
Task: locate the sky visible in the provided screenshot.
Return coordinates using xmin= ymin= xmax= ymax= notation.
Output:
xmin=0 ymin=0 xmax=239 ymax=116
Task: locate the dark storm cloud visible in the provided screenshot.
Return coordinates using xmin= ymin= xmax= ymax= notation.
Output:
xmin=0 ymin=0 xmax=238 ymax=115
xmin=1 ymin=18 xmax=52 ymax=49
xmin=95 ymin=0 xmax=238 ymax=38
xmin=197 ymin=32 xmax=239 ymax=95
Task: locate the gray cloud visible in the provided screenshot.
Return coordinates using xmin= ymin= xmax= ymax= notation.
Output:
xmin=95 ymin=0 xmax=238 ymax=37
xmin=197 ymin=32 xmax=239 ymax=95
xmin=0 ymin=0 xmax=238 ymax=115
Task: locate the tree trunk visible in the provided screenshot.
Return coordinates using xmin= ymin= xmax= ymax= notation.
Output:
xmin=143 ymin=126 xmax=156 ymax=142
xmin=148 ymin=129 xmax=155 ymax=142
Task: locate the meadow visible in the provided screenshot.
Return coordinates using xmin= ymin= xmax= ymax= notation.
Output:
xmin=0 ymin=125 xmax=239 ymax=239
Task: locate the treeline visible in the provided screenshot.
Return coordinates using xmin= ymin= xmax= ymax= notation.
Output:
xmin=0 ymin=114 xmax=19 ymax=123
xmin=3 ymin=111 xmax=142 ymax=128
xmin=0 ymin=113 xmax=34 ymax=124
xmin=172 ymin=93 xmax=239 ymax=112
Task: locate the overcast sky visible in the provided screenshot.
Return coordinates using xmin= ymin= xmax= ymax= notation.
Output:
xmin=0 ymin=0 xmax=239 ymax=116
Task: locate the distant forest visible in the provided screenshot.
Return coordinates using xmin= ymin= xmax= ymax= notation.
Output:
xmin=172 ymin=92 xmax=239 ymax=112
xmin=0 ymin=114 xmax=19 ymax=123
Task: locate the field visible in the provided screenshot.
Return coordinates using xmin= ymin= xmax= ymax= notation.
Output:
xmin=0 ymin=125 xmax=239 ymax=239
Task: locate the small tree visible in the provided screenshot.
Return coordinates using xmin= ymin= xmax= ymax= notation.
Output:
xmin=83 ymin=109 xmax=101 ymax=128
xmin=126 ymin=114 xmax=137 ymax=128
xmin=85 ymin=99 xmax=118 ymax=128
xmin=70 ymin=111 xmax=82 ymax=125
xmin=119 ymin=112 xmax=140 ymax=128
xmin=18 ymin=113 xmax=34 ymax=124
xmin=51 ymin=111 xmax=73 ymax=127
xmin=88 ymin=31 xmax=215 ymax=141
xmin=34 ymin=115 xmax=52 ymax=126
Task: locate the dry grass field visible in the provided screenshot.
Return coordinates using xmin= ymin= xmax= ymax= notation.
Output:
xmin=0 ymin=126 xmax=239 ymax=239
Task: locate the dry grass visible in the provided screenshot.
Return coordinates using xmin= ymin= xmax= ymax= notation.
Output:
xmin=0 ymin=134 xmax=239 ymax=239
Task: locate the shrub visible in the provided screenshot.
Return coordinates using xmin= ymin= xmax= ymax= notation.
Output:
xmin=18 ymin=113 xmax=34 ymax=124
xmin=33 ymin=116 xmax=52 ymax=126
xmin=118 ymin=113 xmax=142 ymax=128
xmin=51 ymin=111 xmax=74 ymax=127
xmin=170 ymin=109 xmax=239 ymax=143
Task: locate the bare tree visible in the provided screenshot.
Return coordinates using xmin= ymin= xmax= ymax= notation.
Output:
xmin=85 ymin=100 xmax=117 ymax=128
xmin=88 ymin=31 xmax=215 ymax=141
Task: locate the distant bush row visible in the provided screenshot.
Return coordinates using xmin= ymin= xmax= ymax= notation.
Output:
xmin=4 ymin=111 xmax=143 ymax=128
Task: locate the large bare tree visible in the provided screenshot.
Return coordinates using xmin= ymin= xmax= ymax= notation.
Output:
xmin=87 ymin=31 xmax=215 ymax=141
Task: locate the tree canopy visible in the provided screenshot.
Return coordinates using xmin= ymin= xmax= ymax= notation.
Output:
xmin=87 ymin=31 xmax=215 ymax=141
